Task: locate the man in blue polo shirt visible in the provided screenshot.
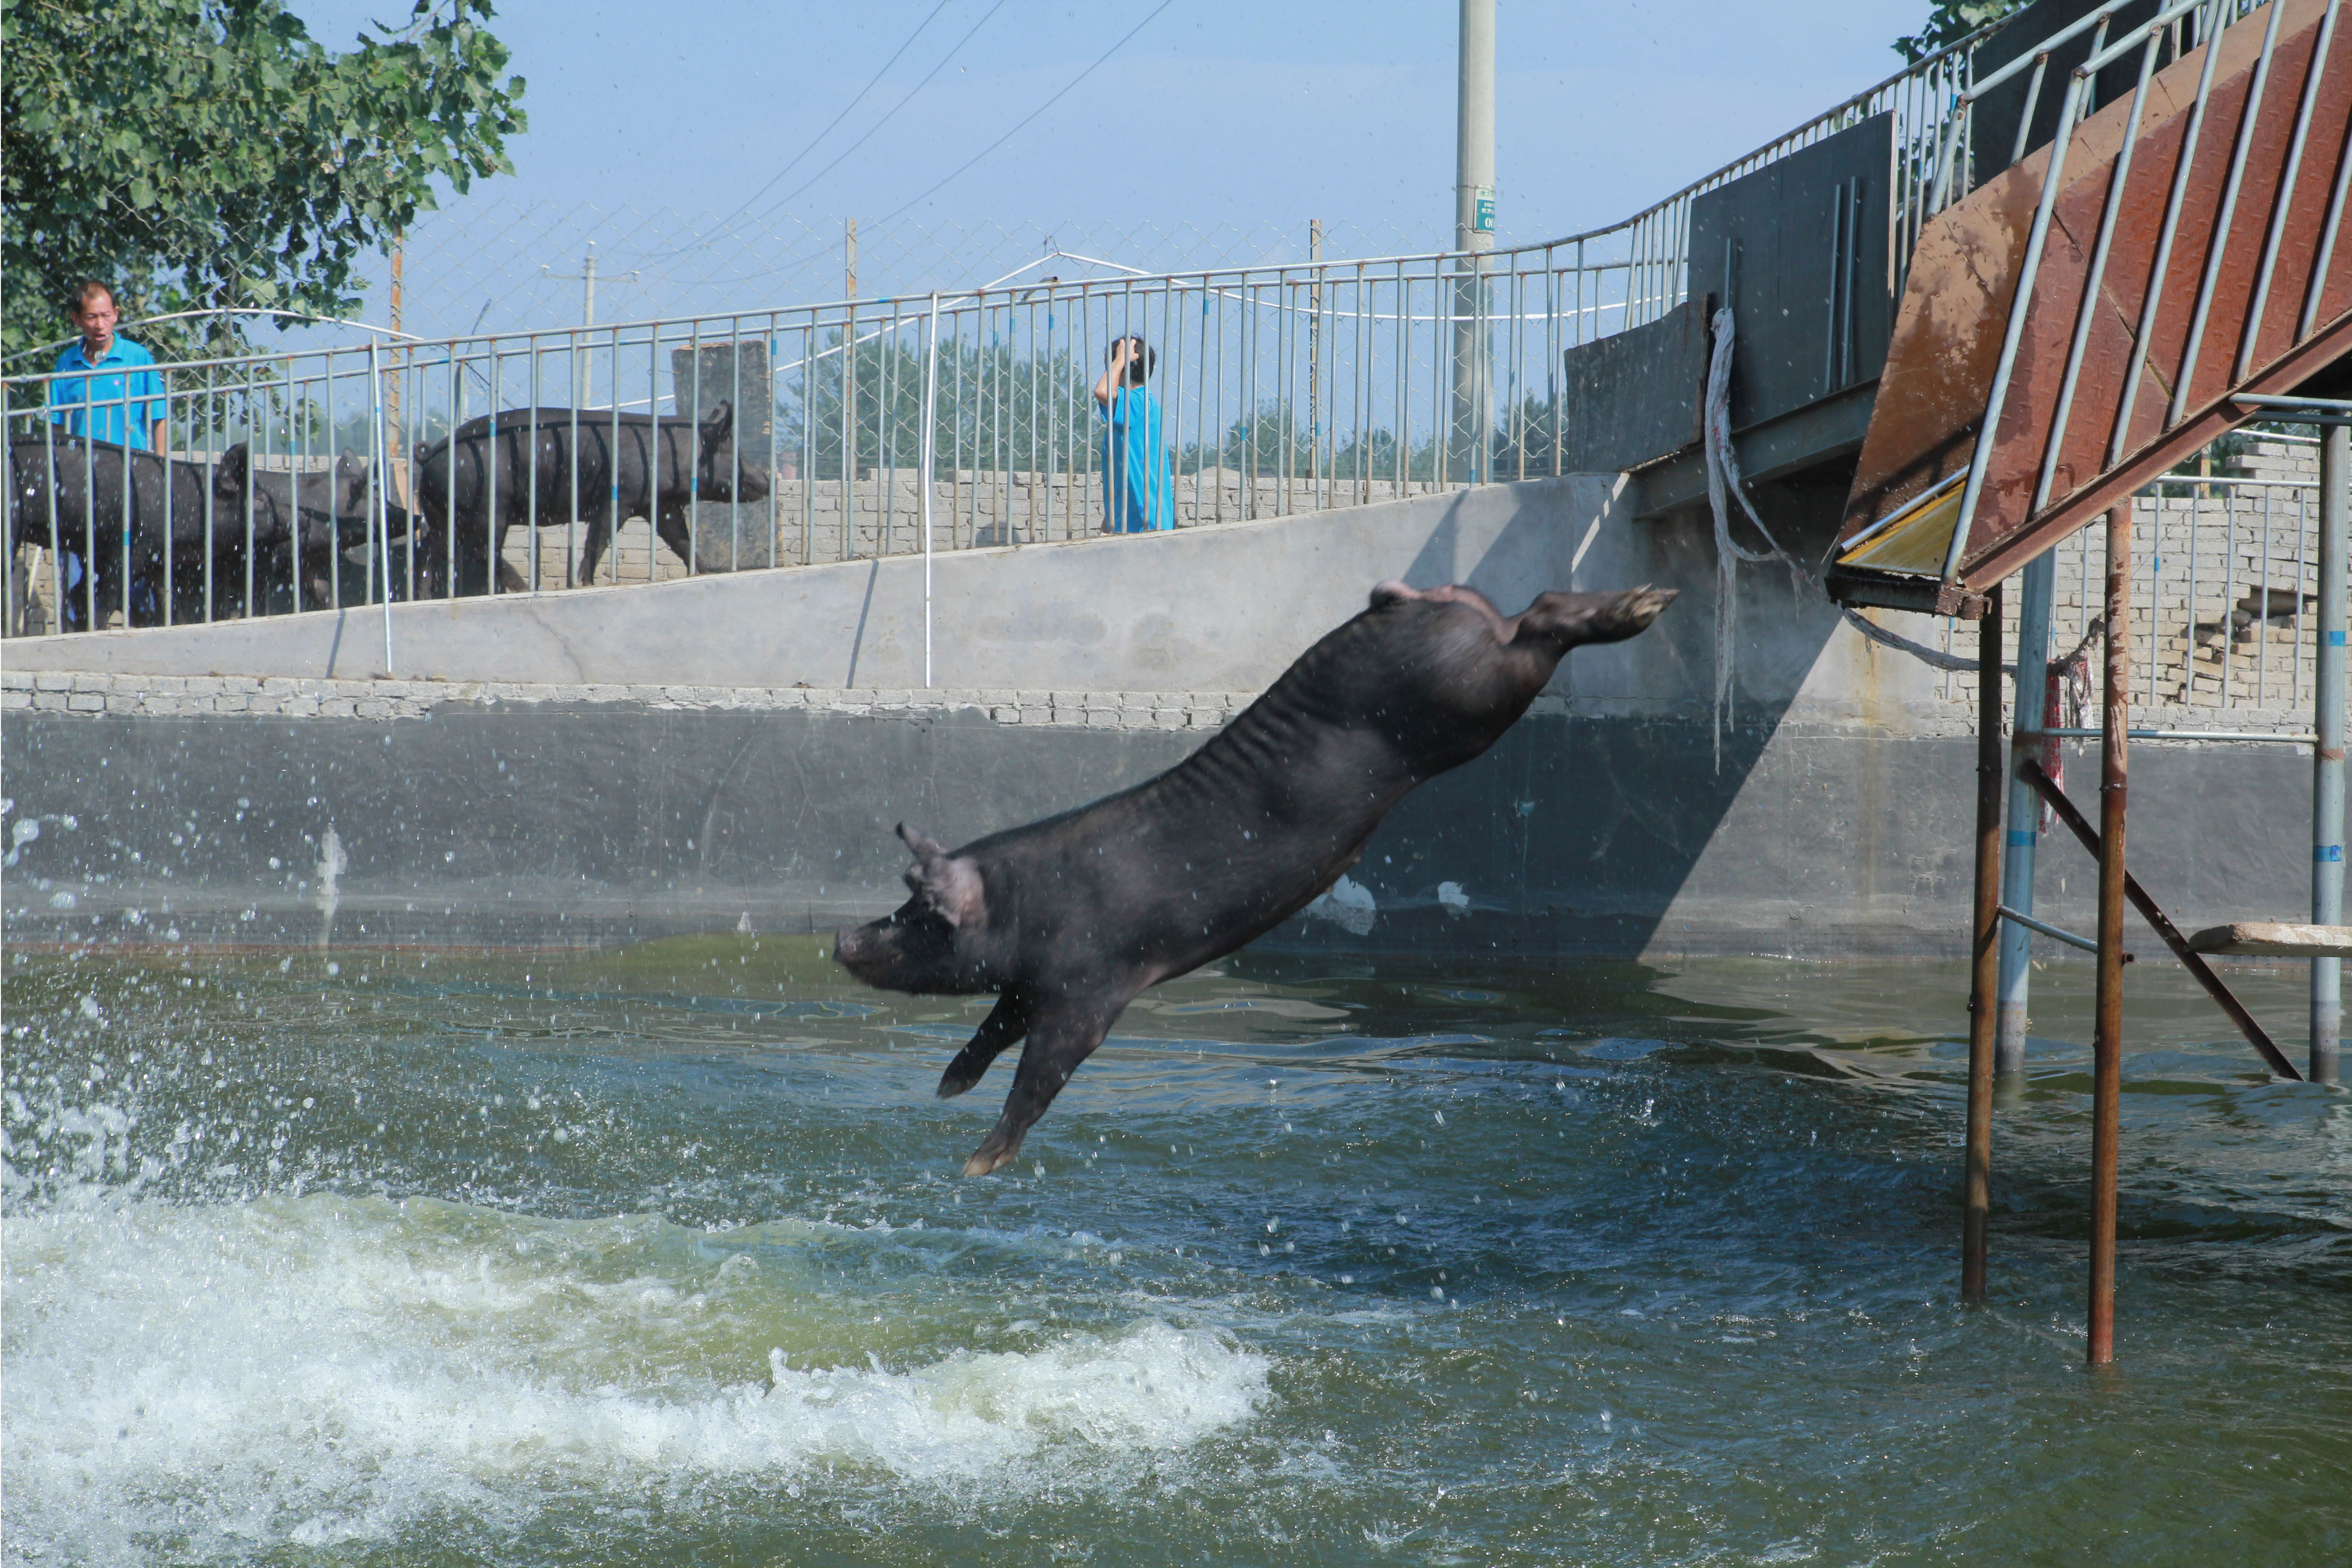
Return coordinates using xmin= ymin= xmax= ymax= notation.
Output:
xmin=49 ymin=280 xmax=170 ymax=454
xmin=41 ymin=280 xmax=171 ymax=627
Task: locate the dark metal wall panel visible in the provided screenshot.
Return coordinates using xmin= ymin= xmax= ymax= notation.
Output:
xmin=1688 ymin=112 xmax=1896 ymax=434
xmin=1556 ymin=299 xmax=1710 ymax=474
xmin=1969 ymin=0 xmax=2171 ymax=182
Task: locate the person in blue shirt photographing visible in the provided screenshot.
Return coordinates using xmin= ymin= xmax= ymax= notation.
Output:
xmin=49 ymin=280 xmax=170 ymax=455
xmin=1091 ymin=334 xmax=1174 ymax=533
xmin=38 ymin=280 xmax=171 ymax=627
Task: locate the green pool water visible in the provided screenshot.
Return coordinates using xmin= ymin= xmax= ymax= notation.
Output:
xmin=4 ymin=939 xmax=2346 ymax=1564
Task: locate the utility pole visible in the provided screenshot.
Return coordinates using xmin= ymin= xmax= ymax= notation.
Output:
xmin=1450 ymin=0 xmax=1496 ymax=486
xmin=578 ymin=242 xmax=597 ymax=405
xmin=539 ymin=242 xmax=628 ymax=404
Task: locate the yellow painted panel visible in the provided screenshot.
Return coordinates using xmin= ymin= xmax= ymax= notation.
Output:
xmin=1839 ymin=488 xmax=1962 ymax=576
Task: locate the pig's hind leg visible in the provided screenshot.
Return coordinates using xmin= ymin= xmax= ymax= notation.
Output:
xmin=937 ymin=989 xmax=1031 ymax=1099
xmin=962 ymin=997 xmax=1124 ymax=1177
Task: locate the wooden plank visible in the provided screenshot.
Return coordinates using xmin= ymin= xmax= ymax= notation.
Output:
xmin=2186 ymin=922 xmax=2352 ymax=957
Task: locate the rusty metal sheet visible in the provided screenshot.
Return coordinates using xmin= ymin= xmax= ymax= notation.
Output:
xmin=1835 ymin=154 xmax=2039 ymax=548
xmin=1837 ymin=0 xmax=2351 ymax=601
xmin=1966 ymin=307 xmax=2352 ymax=584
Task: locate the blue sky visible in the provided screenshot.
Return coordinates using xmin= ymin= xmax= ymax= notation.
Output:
xmin=295 ymin=1 xmax=1931 ymax=329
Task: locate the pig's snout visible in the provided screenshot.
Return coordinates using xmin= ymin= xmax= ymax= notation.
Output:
xmin=833 ymin=922 xmax=887 ymax=983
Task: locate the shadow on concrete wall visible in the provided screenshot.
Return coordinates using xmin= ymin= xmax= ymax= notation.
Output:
xmin=2 ymin=466 xmax=2306 ymax=957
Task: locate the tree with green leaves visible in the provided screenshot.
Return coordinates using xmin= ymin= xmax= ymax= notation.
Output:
xmin=1 ymin=0 xmax=525 ymax=367
xmin=1894 ymin=1 xmax=2024 ymax=64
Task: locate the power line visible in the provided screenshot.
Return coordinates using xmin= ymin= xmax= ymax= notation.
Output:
xmin=873 ymin=0 xmax=1180 ymax=228
xmin=653 ymin=0 xmax=955 ymax=259
xmin=654 ymin=0 xmax=1181 ymax=297
xmin=734 ymin=0 xmax=1011 ymax=235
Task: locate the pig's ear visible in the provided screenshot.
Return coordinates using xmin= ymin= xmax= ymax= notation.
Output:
xmin=215 ymin=443 xmax=247 ymax=496
xmin=1370 ymin=579 xmax=1420 ymax=609
xmin=896 ymin=822 xmax=984 ymax=927
xmin=700 ymin=399 xmax=734 ymax=438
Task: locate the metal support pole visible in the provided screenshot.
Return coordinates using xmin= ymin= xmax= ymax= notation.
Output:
xmin=389 ymin=233 xmax=406 ymax=507
xmin=1308 ymin=220 xmax=1323 ymax=507
xmin=2315 ymin=422 xmax=2347 ymax=1083
xmin=921 ymin=292 xmax=940 ymax=691
xmin=1997 ymin=550 xmax=2057 ymax=1076
xmin=843 ymin=220 xmax=859 ymax=557
xmin=1450 ymin=0 xmax=1494 ymax=486
xmin=369 ymin=340 xmax=394 ymax=673
xmin=1964 ymin=582 xmax=2004 ymax=1306
xmin=2089 ymin=502 xmax=2130 ymax=1368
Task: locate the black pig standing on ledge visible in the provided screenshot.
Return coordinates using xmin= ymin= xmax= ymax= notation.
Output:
xmin=835 ymin=580 xmax=1677 ymax=1176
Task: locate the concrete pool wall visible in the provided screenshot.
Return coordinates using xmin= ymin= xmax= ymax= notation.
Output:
xmin=1 ymin=476 xmax=2313 ymax=957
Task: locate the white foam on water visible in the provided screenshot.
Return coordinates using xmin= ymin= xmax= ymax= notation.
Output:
xmin=1 ymin=1190 xmax=1270 ymax=1562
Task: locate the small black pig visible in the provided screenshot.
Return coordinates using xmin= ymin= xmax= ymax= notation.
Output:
xmin=835 ymin=580 xmax=1676 ymax=1175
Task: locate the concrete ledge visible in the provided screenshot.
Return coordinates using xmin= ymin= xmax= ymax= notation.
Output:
xmin=0 ymin=666 xmax=1254 ymax=730
xmin=0 ymin=477 xmax=1618 ymax=692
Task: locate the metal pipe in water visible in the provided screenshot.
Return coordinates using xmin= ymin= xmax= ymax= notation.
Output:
xmin=1996 ymin=550 xmax=2057 ymax=1078
xmin=2313 ymin=421 xmax=2347 ymax=1083
xmin=2089 ymin=503 xmax=2131 ymax=1367
xmin=1964 ymin=582 xmax=2004 ymax=1306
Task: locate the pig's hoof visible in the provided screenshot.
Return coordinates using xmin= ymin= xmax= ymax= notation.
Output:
xmin=1612 ymin=584 xmax=1677 ymax=633
xmin=936 ymin=1058 xmax=985 ymax=1099
xmin=960 ymin=1131 xmax=1022 ymax=1176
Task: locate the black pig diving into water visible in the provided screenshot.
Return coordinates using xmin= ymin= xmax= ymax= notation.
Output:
xmin=835 ymin=581 xmax=1676 ymax=1175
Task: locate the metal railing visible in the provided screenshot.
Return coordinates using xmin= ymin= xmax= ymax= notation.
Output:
xmin=5 ymin=6 xmax=2073 ymax=639
xmin=1927 ymin=434 xmax=2326 ymax=728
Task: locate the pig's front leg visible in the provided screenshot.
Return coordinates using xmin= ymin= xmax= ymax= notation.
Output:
xmin=937 ymin=988 xmax=1032 ymax=1098
xmin=963 ymin=996 xmax=1126 ymax=1176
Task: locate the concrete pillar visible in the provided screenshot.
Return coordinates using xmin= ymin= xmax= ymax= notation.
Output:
xmin=671 ymin=341 xmax=775 ymax=572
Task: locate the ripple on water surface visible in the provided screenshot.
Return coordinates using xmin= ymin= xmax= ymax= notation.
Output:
xmin=3 ymin=939 xmax=2348 ymax=1565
